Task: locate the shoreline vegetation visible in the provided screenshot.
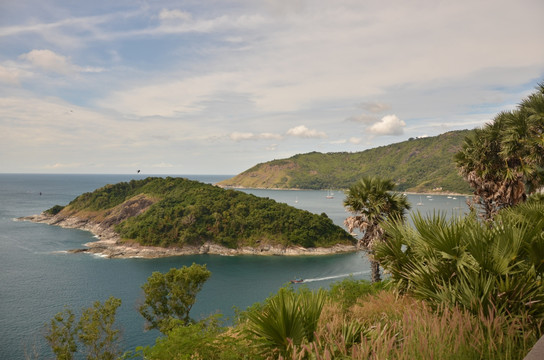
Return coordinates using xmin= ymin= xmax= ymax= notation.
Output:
xmin=18 ymin=210 xmax=357 ymax=260
xmin=16 ymin=177 xmax=357 ymax=259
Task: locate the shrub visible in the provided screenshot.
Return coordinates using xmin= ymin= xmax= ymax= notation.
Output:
xmin=374 ymin=201 xmax=544 ymax=333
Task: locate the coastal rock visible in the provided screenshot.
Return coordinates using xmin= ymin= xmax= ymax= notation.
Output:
xmin=18 ymin=213 xmax=357 ymax=259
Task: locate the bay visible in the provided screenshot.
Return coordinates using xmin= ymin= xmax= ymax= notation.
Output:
xmin=0 ymin=174 xmax=468 ymax=359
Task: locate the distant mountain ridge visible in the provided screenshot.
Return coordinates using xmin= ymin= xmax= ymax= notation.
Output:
xmin=218 ymin=130 xmax=473 ymax=193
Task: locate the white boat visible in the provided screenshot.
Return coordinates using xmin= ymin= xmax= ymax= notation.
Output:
xmin=417 ymin=196 xmax=424 ymax=206
xmin=326 ymin=189 xmax=334 ymax=199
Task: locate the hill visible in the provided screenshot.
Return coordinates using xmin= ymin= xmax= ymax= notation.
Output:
xmin=218 ymin=130 xmax=473 ymax=193
xmin=34 ymin=177 xmax=355 ymax=257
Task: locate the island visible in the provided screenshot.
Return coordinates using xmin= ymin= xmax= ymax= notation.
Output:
xmin=19 ymin=177 xmax=356 ymax=258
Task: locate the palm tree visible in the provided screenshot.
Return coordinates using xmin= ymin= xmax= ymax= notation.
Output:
xmin=343 ymin=176 xmax=410 ymax=282
xmin=455 ymin=83 xmax=544 ymax=220
xmin=455 ymin=114 xmax=521 ymax=220
xmin=502 ymin=83 xmax=544 ymax=194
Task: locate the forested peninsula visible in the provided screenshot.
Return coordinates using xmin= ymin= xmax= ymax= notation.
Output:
xmin=21 ymin=177 xmax=356 ymax=258
xmin=218 ymin=130 xmax=472 ymax=193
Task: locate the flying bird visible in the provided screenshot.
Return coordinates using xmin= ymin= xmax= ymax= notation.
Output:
xmin=137 ymin=169 xmax=140 ymax=173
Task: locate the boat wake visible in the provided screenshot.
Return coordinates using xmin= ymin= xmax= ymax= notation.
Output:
xmin=302 ymin=270 xmax=371 ymax=283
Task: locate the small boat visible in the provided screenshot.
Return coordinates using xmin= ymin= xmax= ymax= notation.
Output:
xmin=326 ymin=189 xmax=334 ymax=199
xmin=417 ymin=196 xmax=424 ymax=206
xmin=290 ymin=278 xmax=304 ymax=284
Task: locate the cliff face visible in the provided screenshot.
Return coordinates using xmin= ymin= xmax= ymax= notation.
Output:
xmin=51 ymin=193 xmax=157 ymax=228
xmin=218 ymin=130 xmax=473 ymax=193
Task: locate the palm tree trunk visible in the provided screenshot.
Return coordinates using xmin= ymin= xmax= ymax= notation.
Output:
xmin=370 ymin=258 xmax=381 ymax=283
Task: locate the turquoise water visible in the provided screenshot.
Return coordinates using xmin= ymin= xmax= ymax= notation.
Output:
xmin=0 ymin=174 xmax=468 ymax=359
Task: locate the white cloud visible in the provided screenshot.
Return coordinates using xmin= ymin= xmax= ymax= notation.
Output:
xmin=286 ymin=125 xmax=326 ymax=139
xmin=367 ymin=115 xmax=406 ymax=136
xmin=360 ymin=102 xmax=391 ymax=113
xmin=19 ymin=49 xmax=103 ymax=75
xmin=0 ymin=65 xmax=20 ymax=84
xmin=346 ymin=114 xmax=378 ymax=124
xmin=349 ymin=137 xmax=362 ymax=144
xmin=230 ymin=132 xmax=255 ymax=141
xmin=259 ymin=132 xmax=283 ymax=140
xmin=159 ymin=9 xmax=192 ymax=22
xmin=230 ymin=131 xmax=283 ymax=141
xmin=20 ymin=49 xmax=72 ymax=74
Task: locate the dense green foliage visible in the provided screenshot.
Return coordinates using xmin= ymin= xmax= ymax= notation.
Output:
xmin=44 ymin=204 xmax=65 ymax=215
xmin=45 ymin=297 xmax=122 ymax=360
xmin=45 ymin=308 xmax=77 ymax=360
xmin=139 ymin=264 xmax=211 ymax=333
xmin=59 ymin=177 xmax=354 ymax=249
xmin=219 ymin=130 xmax=472 ymax=193
xmin=327 ymin=276 xmax=389 ymax=310
xmin=374 ymin=199 xmax=544 ymax=333
xmin=455 ymin=83 xmax=544 ymax=219
xmin=136 ymin=316 xmax=248 ymax=360
xmin=243 ymin=287 xmax=327 ymax=357
xmin=135 ymin=275 xmax=537 ymax=359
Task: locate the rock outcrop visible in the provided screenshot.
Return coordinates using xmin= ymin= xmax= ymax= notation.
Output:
xmin=19 ymin=210 xmax=357 ymax=259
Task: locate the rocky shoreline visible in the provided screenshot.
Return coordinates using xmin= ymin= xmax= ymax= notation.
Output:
xmin=18 ymin=213 xmax=358 ymax=259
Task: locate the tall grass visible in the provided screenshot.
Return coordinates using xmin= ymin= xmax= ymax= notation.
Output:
xmin=287 ymin=291 xmax=539 ymax=360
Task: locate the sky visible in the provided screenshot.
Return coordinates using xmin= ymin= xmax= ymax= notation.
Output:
xmin=1 ymin=0 xmax=543 ymax=175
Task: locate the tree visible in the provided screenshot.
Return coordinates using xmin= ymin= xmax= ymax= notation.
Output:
xmin=139 ymin=263 xmax=211 ymax=333
xmin=455 ymin=83 xmax=544 ymax=220
xmin=343 ymin=176 xmax=410 ymax=282
xmin=44 ymin=297 xmax=122 ymax=360
xmin=78 ymin=296 xmax=122 ymax=360
xmin=45 ymin=307 xmax=77 ymax=360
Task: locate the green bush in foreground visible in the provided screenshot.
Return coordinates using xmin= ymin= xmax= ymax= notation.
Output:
xmin=375 ymin=200 xmax=544 ymax=334
xmin=243 ymin=287 xmax=327 ymax=358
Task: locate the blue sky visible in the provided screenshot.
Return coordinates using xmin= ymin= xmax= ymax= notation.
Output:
xmin=1 ymin=0 xmax=543 ymax=175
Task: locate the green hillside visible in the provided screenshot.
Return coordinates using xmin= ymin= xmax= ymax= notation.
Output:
xmin=219 ymin=130 xmax=473 ymax=193
xmin=51 ymin=177 xmax=354 ymax=249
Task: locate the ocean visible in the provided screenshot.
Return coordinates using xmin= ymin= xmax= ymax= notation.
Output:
xmin=0 ymin=174 xmax=469 ymax=359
